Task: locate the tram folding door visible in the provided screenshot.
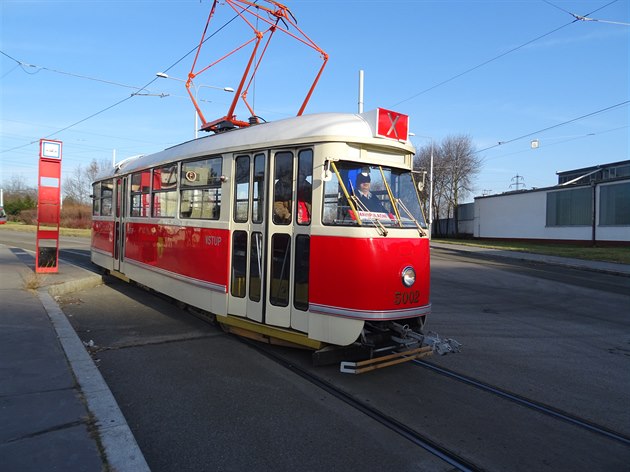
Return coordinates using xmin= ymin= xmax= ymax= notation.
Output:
xmin=113 ymin=177 xmax=127 ymax=272
xmin=228 ymin=149 xmax=309 ymax=330
xmin=229 ymin=152 xmax=267 ymax=323
xmin=265 ymin=150 xmax=294 ymax=328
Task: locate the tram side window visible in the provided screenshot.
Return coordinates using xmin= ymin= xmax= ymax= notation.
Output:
xmin=130 ymin=170 xmax=151 ymax=217
xmin=180 ymin=157 xmax=222 ymax=220
xmin=92 ymin=182 xmax=101 ymax=216
xmin=252 ymin=153 xmax=266 ymax=224
xmin=234 ymin=155 xmax=250 ymax=223
xmin=297 ymin=149 xmax=313 ymax=225
xmin=152 ymin=164 xmax=178 ymax=218
xmin=273 ymin=152 xmax=294 ymax=225
xmin=93 ymin=180 xmax=114 ymax=217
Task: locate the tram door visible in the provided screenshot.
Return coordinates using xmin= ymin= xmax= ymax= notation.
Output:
xmin=113 ymin=177 xmax=127 ymax=272
xmin=265 ymin=149 xmax=312 ymax=331
xmin=229 ymin=153 xmax=266 ymax=323
xmin=228 ymin=149 xmax=312 ymax=330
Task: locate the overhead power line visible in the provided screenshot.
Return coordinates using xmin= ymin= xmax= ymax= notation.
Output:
xmin=475 ymin=100 xmax=630 ymax=154
xmin=391 ymin=0 xmax=621 ymax=107
xmin=0 ymin=6 xmax=245 ymax=155
xmin=543 ymin=0 xmax=629 ymax=26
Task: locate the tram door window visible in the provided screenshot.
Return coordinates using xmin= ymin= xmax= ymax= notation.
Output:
xmin=249 ymin=232 xmax=263 ymax=302
xmin=252 ymin=154 xmax=265 ymax=224
xmin=114 ymin=177 xmax=127 ymax=270
xmin=231 ymin=230 xmax=248 ymax=298
xmin=296 ymin=149 xmax=313 ymax=225
xmin=234 ymin=155 xmax=250 ymax=222
xmin=270 ymin=233 xmax=291 ymax=306
xmin=273 ymin=152 xmax=294 ymax=225
xmin=293 ymin=235 xmax=310 ymax=311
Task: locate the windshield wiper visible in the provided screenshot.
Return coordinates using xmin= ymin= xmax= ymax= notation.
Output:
xmin=397 ymin=199 xmax=427 ymax=237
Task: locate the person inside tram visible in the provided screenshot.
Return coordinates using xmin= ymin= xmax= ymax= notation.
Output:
xmin=297 ymin=169 xmax=312 ymax=224
xmin=273 ymin=170 xmax=293 ymax=224
xmin=355 ymin=172 xmax=387 ymax=214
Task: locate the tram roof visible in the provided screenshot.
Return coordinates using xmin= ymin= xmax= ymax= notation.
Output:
xmin=102 ymin=111 xmax=415 ymax=179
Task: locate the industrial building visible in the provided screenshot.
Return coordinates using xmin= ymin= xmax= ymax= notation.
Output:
xmin=456 ymin=160 xmax=630 ymax=244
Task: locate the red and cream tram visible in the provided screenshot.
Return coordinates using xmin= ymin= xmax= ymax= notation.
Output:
xmin=91 ymin=108 xmax=455 ymax=371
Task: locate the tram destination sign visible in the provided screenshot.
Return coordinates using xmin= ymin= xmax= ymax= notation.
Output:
xmin=365 ymin=108 xmax=409 ymax=142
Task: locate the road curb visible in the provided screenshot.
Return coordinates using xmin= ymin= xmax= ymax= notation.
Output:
xmin=38 ymin=287 xmax=151 ymax=472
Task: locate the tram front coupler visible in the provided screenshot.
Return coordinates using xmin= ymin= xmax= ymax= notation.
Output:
xmin=390 ymin=322 xmax=462 ymax=356
xmin=338 ymin=323 xmax=462 ymax=374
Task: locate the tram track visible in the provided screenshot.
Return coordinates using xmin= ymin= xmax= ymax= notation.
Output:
xmin=412 ymin=359 xmax=630 ymax=447
xmin=238 ymin=338 xmax=483 ymax=472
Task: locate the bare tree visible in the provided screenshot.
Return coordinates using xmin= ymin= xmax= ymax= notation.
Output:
xmin=63 ymin=159 xmax=110 ymax=204
xmin=441 ymin=134 xmax=480 ymax=235
xmin=414 ymin=135 xmax=480 ymax=236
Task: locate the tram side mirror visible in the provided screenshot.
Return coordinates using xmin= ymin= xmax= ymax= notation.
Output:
xmin=416 ymin=171 xmax=427 ymax=192
xmin=322 ymin=160 xmax=333 ymax=182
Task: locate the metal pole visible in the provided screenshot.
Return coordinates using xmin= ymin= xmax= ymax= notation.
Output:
xmin=358 ymin=70 xmax=364 ymax=113
xmin=429 ymin=141 xmax=434 ymax=239
xmin=194 ymin=84 xmax=199 ymax=139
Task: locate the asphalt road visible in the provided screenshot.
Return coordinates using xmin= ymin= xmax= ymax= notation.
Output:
xmin=2 ymin=230 xmax=629 ymax=471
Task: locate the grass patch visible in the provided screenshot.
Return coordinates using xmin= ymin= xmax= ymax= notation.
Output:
xmin=435 ymin=239 xmax=630 ymax=265
xmin=23 ymin=272 xmax=47 ymax=291
xmin=0 ymin=222 xmax=91 ymax=237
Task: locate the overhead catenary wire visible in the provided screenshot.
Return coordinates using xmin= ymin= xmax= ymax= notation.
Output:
xmin=543 ymin=0 xmax=629 ymax=26
xmin=390 ymin=0 xmax=621 ymax=108
xmin=474 ymin=100 xmax=630 ymax=154
xmin=0 ymin=6 xmax=245 ymax=155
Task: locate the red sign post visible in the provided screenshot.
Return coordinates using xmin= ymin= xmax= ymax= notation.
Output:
xmin=36 ymin=139 xmax=63 ymax=273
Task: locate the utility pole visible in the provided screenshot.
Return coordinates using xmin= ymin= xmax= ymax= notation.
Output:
xmin=510 ymin=174 xmax=526 ymax=191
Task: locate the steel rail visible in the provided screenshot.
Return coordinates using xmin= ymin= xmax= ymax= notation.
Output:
xmin=241 ymin=339 xmax=482 ymax=472
xmin=413 ymin=360 xmax=630 ymax=447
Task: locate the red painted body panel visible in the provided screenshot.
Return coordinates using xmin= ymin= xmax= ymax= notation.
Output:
xmin=124 ymin=223 xmax=230 ymax=286
xmin=309 ymin=235 xmax=430 ymax=312
xmin=91 ymin=221 xmax=114 ymax=254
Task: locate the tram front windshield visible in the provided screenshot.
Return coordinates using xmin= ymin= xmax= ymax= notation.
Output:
xmin=322 ymin=162 xmax=427 ymax=229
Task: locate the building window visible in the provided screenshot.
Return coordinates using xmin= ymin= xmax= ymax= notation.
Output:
xmin=546 ymin=187 xmax=591 ymax=226
xmin=600 ymin=182 xmax=630 ymax=226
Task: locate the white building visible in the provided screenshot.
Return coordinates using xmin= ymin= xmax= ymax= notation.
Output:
xmin=460 ymin=160 xmax=630 ymax=244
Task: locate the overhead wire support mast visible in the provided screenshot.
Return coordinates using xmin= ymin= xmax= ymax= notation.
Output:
xmin=187 ymin=0 xmax=328 ymax=133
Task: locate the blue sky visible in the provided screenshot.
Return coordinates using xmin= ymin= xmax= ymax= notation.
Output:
xmin=1 ymin=0 xmax=628 ymax=200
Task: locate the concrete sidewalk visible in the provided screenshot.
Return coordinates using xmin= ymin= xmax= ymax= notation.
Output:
xmin=431 ymin=241 xmax=630 ymax=277
xmin=0 ymin=245 xmax=149 ymax=472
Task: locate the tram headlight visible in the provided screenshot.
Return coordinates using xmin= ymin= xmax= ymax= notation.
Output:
xmin=401 ymin=266 xmax=416 ymax=287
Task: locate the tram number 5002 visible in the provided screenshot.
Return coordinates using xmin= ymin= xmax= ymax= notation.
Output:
xmin=394 ymin=290 xmax=420 ymax=305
